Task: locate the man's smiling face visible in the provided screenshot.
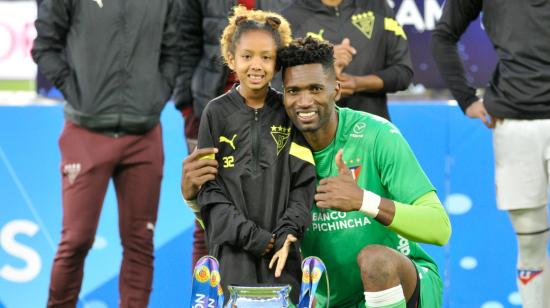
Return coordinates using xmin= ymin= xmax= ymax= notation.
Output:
xmin=282 ymin=63 xmax=340 ymax=133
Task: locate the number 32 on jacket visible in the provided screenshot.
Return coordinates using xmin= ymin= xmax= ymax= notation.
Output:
xmin=222 ymin=156 xmax=234 ymax=168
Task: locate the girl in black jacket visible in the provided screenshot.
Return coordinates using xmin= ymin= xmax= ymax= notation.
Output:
xmin=194 ymin=6 xmax=317 ymax=303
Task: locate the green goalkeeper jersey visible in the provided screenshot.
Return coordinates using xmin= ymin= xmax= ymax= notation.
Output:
xmin=301 ymin=107 xmax=440 ymax=307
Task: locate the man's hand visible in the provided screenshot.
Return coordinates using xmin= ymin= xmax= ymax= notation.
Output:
xmin=337 ymin=73 xmax=357 ymax=97
xmin=181 ymin=147 xmax=218 ymax=200
xmin=269 ymin=234 xmax=298 ymax=278
xmin=334 ymin=38 xmax=356 ymax=78
xmin=465 ymin=99 xmax=495 ymax=128
xmin=315 ymin=149 xmax=363 ymax=211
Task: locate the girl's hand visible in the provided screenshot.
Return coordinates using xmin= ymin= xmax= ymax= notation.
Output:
xmin=269 ymin=234 xmax=298 ymax=277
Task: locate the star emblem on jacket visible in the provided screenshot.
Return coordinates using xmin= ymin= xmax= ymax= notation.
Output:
xmin=271 ymin=125 xmax=291 ymax=155
xmin=92 ymin=0 xmax=103 ymax=8
xmin=352 ymin=11 xmax=375 ymax=39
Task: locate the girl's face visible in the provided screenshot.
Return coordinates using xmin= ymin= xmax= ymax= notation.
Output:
xmin=228 ymin=29 xmax=277 ymax=94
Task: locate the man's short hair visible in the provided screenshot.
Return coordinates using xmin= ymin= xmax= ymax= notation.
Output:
xmin=277 ymin=37 xmax=335 ymax=78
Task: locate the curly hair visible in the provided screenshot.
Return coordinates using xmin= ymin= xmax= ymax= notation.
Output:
xmin=277 ymin=36 xmax=335 ymax=78
xmin=220 ymin=6 xmax=292 ymax=66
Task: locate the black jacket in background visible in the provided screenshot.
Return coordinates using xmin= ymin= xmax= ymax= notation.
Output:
xmin=173 ymin=0 xmax=292 ymax=118
xmin=196 ymin=86 xmax=316 ymax=302
xmin=32 ymin=0 xmax=180 ymax=134
xmin=278 ymin=0 xmax=413 ymax=120
xmin=432 ymin=0 xmax=550 ymax=119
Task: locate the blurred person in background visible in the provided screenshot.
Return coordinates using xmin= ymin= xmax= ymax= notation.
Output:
xmin=32 ymin=0 xmax=180 ymax=306
xmin=275 ymin=0 xmax=413 ymax=120
xmin=175 ymin=0 xmax=291 ymax=268
xmin=432 ymin=1 xmax=550 ymax=307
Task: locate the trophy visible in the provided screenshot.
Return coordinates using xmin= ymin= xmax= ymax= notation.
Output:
xmin=226 ymin=285 xmax=292 ymax=307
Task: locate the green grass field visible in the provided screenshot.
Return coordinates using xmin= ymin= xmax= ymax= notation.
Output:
xmin=0 ymin=80 xmax=35 ymax=91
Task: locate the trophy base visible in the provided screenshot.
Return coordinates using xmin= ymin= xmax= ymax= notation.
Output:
xmin=227 ymin=285 xmax=292 ymax=308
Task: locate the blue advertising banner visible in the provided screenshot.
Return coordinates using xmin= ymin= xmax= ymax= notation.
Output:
xmin=0 ymin=104 xmax=193 ymax=308
xmin=0 ymin=102 xmax=533 ymax=307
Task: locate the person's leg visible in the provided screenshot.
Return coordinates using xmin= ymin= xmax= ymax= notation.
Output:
xmin=545 ymin=258 xmax=550 ymax=308
xmin=114 ymin=125 xmax=163 ymax=307
xmin=509 ymin=207 xmax=549 ymax=308
xmin=47 ymin=122 xmax=115 ymax=307
xmin=493 ymin=118 xmax=550 ymax=308
xmin=545 ymin=125 xmax=550 ymax=308
xmin=357 ymin=245 xmax=418 ymax=308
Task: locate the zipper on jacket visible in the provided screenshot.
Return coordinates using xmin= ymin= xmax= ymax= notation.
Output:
xmin=117 ymin=0 xmax=127 ymax=121
xmin=335 ymin=5 xmax=344 ymax=39
xmin=252 ymin=109 xmax=261 ymax=172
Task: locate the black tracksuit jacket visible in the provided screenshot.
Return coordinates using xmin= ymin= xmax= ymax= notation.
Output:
xmin=278 ymin=0 xmax=413 ymax=120
xmin=432 ymin=0 xmax=550 ymax=118
xmin=197 ymin=86 xmax=316 ymax=302
xmin=32 ymin=0 xmax=180 ymax=134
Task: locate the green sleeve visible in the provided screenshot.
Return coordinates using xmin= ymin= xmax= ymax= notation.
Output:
xmin=388 ymin=191 xmax=452 ymax=246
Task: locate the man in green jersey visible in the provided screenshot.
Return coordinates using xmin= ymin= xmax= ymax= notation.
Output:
xmin=181 ymin=37 xmax=451 ymax=308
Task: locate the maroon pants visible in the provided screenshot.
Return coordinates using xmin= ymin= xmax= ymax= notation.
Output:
xmin=47 ymin=121 xmax=163 ymax=308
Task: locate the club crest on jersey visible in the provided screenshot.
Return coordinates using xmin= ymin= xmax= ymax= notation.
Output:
xmin=349 ymin=165 xmax=362 ymax=181
xmin=352 ymin=11 xmax=376 ymax=39
xmin=518 ymin=269 xmax=543 ymax=285
xmin=271 ymin=125 xmax=291 ymax=155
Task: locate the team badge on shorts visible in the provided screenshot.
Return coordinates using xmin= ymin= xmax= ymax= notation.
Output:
xmin=63 ymin=163 xmax=81 ymax=184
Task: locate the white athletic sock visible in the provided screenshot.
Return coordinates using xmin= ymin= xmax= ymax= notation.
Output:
xmin=364 ymin=285 xmax=406 ymax=308
xmin=544 ymin=259 xmax=550 ymax=308
xmin=517 ymin=265 xmax=545 ymax=308
xmin=509 ymin=207 xmax=549 ymax=308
